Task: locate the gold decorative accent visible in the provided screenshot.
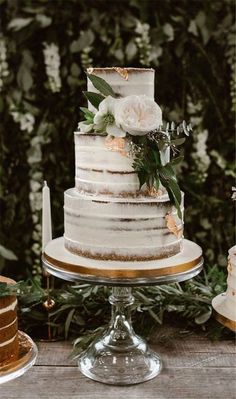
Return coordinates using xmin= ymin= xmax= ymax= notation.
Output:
xmin=165 ymin=213 xmax=183 ymax=238
xmin=214 ymin=311 xmax=236 ymax=332
xmin=227 ymin=261 xmax=233 ymax=273
xmin=105 ymin=136 xmax=127 ymax=156
xmin=43 ymin=298 xmax=56 ymax=310
xmin=87 ymin=67 xmax=94 ymax=74
xmin=43 ymin=253 xmax=202 ymax=279
xmin=114 ymin=67 xmax=129 ymax=80
xmin=147 ymin=187 xmax=160 ymax=197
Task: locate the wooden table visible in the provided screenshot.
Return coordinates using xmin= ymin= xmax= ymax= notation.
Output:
xmin=0 ymin=326 xmax=235 ymax=399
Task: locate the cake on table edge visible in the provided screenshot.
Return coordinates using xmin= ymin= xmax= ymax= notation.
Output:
xmin=63 ymin=67 xmax=187 ymax=262
xmin=224 ymin=246 xmax=236 ymax=323
xmin=212 ymin=245 xmax=236 ymax=331
xmin=0 ymin=276 xmax=19 ymax=365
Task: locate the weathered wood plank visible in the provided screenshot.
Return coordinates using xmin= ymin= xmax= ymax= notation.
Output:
xmin=35 ymin=340 xmax=236 ymax=369
xmin=0 ymin=366 xmax=235 ymax=399
xmin=35 ymin=327 xmax=236 ymax=369
xmin=1 ymin=327 xmax=235 ymax=399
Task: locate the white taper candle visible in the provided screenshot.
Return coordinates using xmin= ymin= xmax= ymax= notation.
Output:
xmin=42 ymin=181 xmax=52 ymax=251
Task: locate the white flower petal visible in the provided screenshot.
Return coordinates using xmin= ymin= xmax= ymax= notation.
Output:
xmin=106 ymin=123 xmax=126 ymax=137
xmin=78 ymin=121 xmax=94 ymax=133
xmin=93 ymin=112 xmax=104 ymax=125
xmin=114 ymin=94 xmax=162 ymax=136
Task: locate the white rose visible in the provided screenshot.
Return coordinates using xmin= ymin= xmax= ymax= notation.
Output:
xmin=94 ymin=96 xmax=126 ymax=137
xmin=115 ymin=95 xmax=162 ymax=136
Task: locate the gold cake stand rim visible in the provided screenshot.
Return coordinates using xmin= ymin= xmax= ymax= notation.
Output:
xmin=214 ymin=309 xmax=236 ymax=332
xmin=43 ymin=251 xmax=202 ymax=279
xmin=212 ymin=294 xmax=236 ymax=332
xmin=43 ymin=236 xmax=203 ymax=281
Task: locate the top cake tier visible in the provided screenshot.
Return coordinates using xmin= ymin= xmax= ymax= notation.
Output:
xmin=75 ymin=67 xmax=168 ymax=197
xmin=86 ymin=67 xmax=154 ymax=110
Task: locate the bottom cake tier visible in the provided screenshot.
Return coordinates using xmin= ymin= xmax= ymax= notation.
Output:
xmin=64 ymin=188 xmax=184 ymax=261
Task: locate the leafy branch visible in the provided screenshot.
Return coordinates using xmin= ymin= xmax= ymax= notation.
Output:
xmin=0 ymin=266 xmax=231 ymax=350
xmin=131 ymin=122 xmax=190 ymax=218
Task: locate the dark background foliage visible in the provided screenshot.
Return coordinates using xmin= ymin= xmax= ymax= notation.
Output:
xmin=0 ymin=0 xmax=235 ymax=281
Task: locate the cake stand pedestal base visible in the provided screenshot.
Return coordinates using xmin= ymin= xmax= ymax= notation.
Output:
xmin=78 ymin=287 xmax=161 ymax=385
xmin=43 ymin=238 xmax=203 ymax=385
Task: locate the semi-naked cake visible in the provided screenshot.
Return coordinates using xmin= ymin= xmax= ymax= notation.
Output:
xmin=225 ymin=245 xmax=236 ymax=321
xmin=0 ymin=276 xmax=19 ymax=364
xmin=212 ymin=245 xmax=236 ymax=331
xmin=64 ymin=67 xmax=184 ymax=261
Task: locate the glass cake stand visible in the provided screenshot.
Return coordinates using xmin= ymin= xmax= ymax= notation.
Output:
xmin=42 ymin=237 xmax=203 ymax=385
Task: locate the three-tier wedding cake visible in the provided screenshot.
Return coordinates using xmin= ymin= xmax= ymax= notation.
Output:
xmin=63 ymin=67 xmax=186 ymax=262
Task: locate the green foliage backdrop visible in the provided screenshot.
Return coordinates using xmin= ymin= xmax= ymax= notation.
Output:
xmin=0 ymin=0 xmax=235 ymax=279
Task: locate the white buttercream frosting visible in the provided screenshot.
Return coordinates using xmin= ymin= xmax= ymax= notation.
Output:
xmin=0 ymin=299 xmax=17 ymax=314
xmin=64 ymin=67 xmax=185 ymax=261
xmin=225 ymin=245 xmax=236 ymax=318
xmin=74 ymin=133 xmax=139 ymax=195
xmin=87 ymin=68 xmax=154 ymax=112
xmin=64 ymin=188 xmax=184 ymax=260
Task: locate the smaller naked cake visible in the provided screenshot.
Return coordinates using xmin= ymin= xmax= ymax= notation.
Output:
xmin=0 ymin=276 xmax=19 ymax=364
xmin=225 ymin=245 xmax=236 ymax=321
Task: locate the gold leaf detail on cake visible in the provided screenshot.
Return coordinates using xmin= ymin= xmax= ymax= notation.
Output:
xmin=87 ymin=67 xmax=94 ymax=74
xmin=114 ymin=67 xmax=129 ymax=80
xmin=105 ymin=136 xmax=128 ymax=156
xmin=147 ymin=187 xmax=164 ymax=197
xmin=165 ymin=213 xmax=183 ymax=238
xmin=227 ymin=262 xmax=233 ymax=273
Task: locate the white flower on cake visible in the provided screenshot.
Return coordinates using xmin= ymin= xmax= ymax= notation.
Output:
xmin=115 ymin=95 xmax=162 ymax=136
xmin=78 ymin=121 xmax=94 ymax=133
xmin=94 ymin=96 xmax=126 ymax=137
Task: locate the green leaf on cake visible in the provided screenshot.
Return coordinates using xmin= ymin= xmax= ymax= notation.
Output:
xmin=159 ymin=164 xmax=182 ymax=218
xmin=161 ymin=177 xmax=182 ymax=219
xmin=80 ymin=107 xmax=94 ymax=118
xmin=170 ymin=138 xmax=186 ymax=146
xmin=80 ymin=107 xmax=95 ymax=122
xmin=83 ymin=91 xmax=105 ymax=109
xmin=87 ymin=73 xmax=116 ymax=97
xmin=154 ymin=178 xmax=160 ymax=191
xmin=170 ymin=155 xmax=184 ymax=165
xmin=137 ymin=170 xmax=147 ymax=189
xmin=159 ymin=163 xmax=177 ymax=181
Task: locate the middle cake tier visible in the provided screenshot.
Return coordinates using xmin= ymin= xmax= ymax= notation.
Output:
xmin=74 ymin=132 xmax=169 ymax=196
xmin=64 ymin=188 xmax=184 ymax=261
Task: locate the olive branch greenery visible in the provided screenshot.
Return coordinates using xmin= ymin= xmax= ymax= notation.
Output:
xmin=0 ymin=265 xmax=233 ymax=351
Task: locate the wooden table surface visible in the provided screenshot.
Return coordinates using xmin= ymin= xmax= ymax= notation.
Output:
xmin=0 ymin=326 xmax=235 ymax=399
